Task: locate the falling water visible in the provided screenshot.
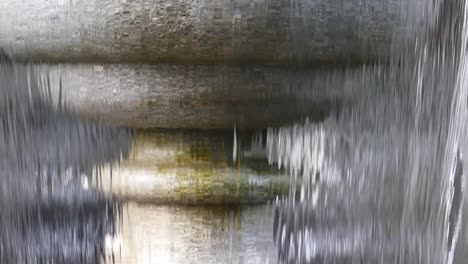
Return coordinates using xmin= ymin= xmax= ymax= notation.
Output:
xmin=0 ymin=53 xmax=131 ymax=262
xmin=2 ymin=0 xmax=468 ymax=263
xmin=269 ymin=0 xmax=468 ymax=263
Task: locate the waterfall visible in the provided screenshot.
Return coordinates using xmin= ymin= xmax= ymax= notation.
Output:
xmin=269 ymin=0 xmax=468 ymax=263
xmin=0 ymin=54 xmax=131 ymax=262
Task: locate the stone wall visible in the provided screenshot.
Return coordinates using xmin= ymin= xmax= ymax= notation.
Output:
xmin=42 ymin=64 xmax=385 ymax=128
xmin=0 ymin=0 xmax=409 ymax=64
xmin=99 ymin=130 xmax=289 ymax=204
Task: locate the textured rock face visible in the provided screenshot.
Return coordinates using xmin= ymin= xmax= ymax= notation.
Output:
xmin=42 ymin=64 xmax=383 ymax=128
xmin=110 ymin=204 xmax=276 ymax=263
xmin=0 ymin=0 xmax=407 ymax=64
xmin=99 ymin=130 xmax=288 ymax=205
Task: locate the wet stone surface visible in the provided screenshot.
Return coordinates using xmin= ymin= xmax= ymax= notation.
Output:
xmin=0 ymin=0 xmax=407 ymax=64
xmin=100 ymin=129 xmax=289 ymax=205
xmin=109 ymin=203 xmax=276 ymax=264
xmin=43 ymin=63 xmax=380 ymax=129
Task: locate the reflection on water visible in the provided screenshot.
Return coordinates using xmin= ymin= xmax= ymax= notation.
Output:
xmin=108 ymin=204 xmax=276 ymax=264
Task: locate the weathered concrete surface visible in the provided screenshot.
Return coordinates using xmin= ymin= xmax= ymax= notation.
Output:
xmin=43 ymin=63 xmax=382 ymax=129
xmin=98 ymin=130 xmax=288 ymax=205
xmin=106 ymin=204 xmax=276 ymax=264
xmin=0 ymin=0 xmax=408 ymax=64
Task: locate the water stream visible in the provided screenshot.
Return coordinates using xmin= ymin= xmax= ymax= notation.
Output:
xmin=269 ymin=0 xmax=468 ymax=263
xmin=0 ymin=53 xmax=131 ymax=262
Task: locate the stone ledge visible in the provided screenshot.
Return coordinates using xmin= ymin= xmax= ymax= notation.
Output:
xmin=0 ymin=0 xmax=412 ymax=64
xmin=42 ymin=63 xmax=385 ymax=129
xmin=98 ymin=129 xmax=289 ymax=205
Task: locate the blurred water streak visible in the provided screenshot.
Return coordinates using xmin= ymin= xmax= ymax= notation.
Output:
xmin=0 ymin=54 xmax=131 ymax=263
xmin=270 ymin=0 xmax=468 ymax=263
